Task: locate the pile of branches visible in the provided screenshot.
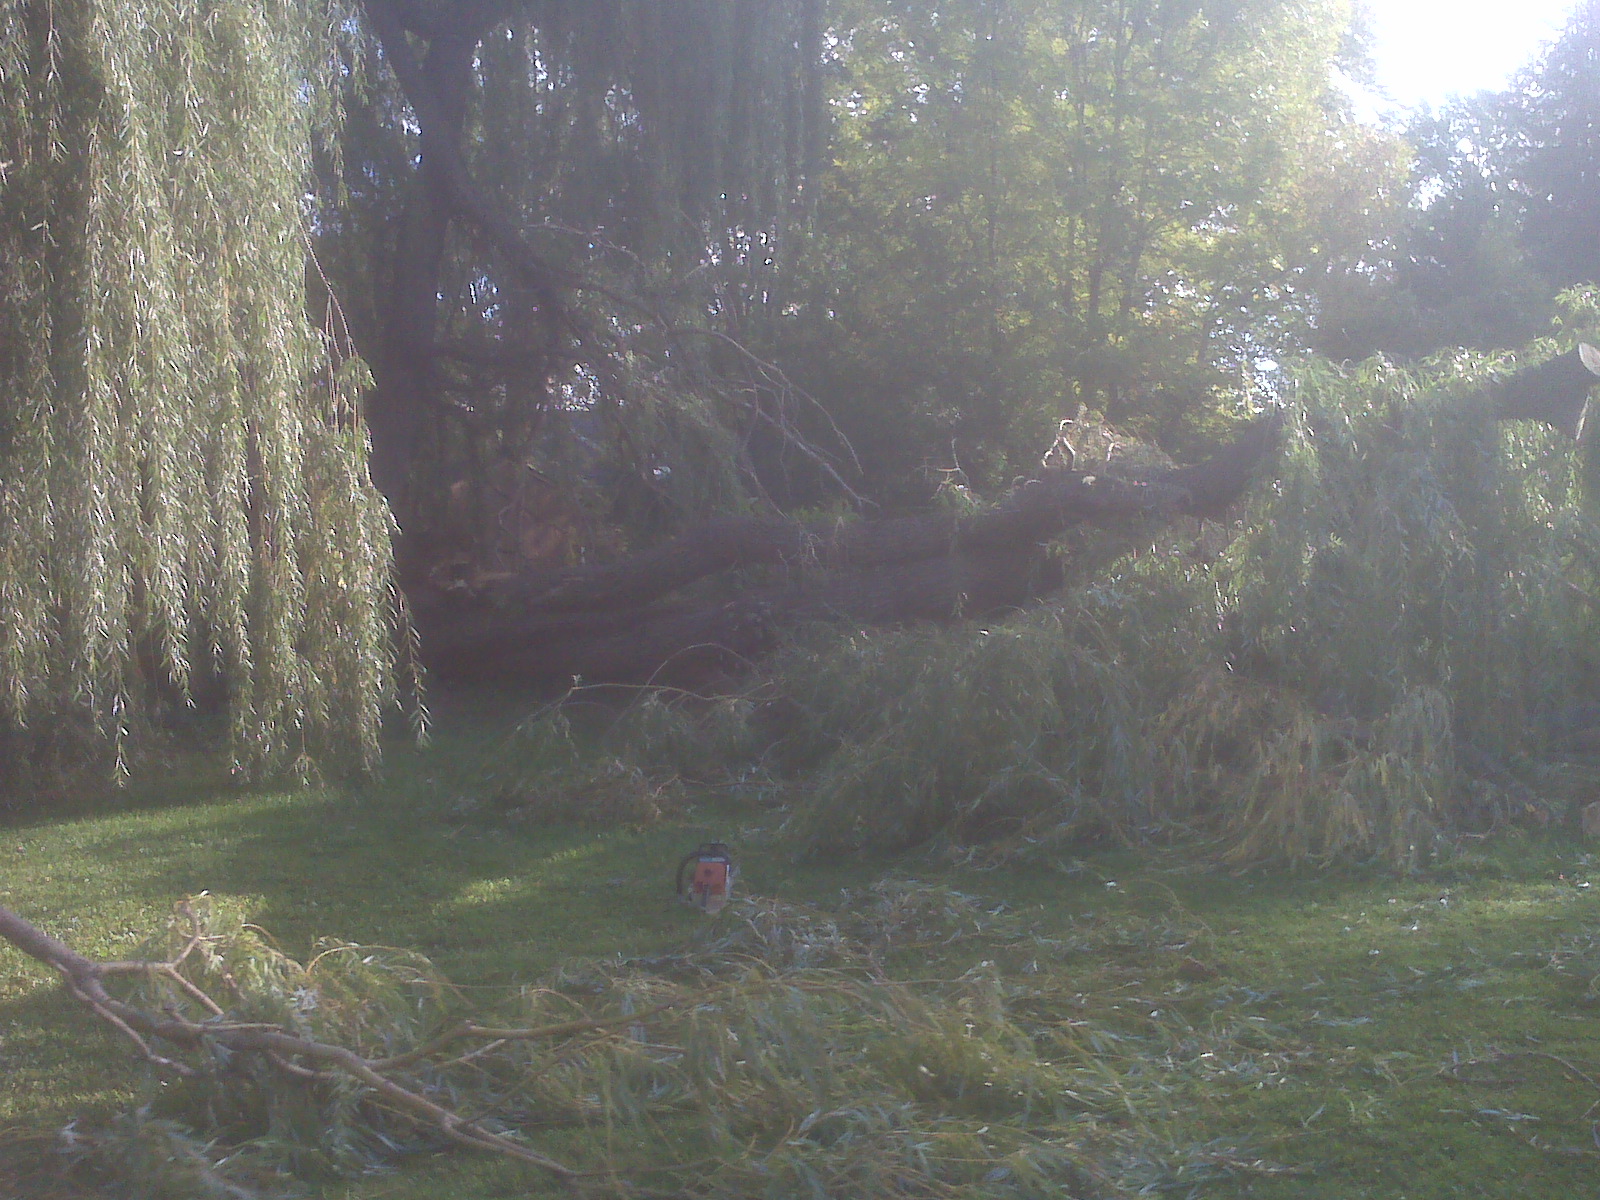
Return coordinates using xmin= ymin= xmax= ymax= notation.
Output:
xmin=2 ymin=892 xmax=1295 ymax=1198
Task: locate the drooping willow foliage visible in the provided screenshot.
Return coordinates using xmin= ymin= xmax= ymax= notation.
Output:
xmin=483 ymin=321 xmax=1600 ymax=867
xmin=0 ymin=0 xmax=404 ymax=788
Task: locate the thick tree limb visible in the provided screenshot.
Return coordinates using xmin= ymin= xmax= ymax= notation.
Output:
xmin=414 ymin=413 xmax=1282 ymax=683
xmin=1492 ymin=346 xmax=1600 ymax=435
xmin=496 ymin=412 xmax=1279 ymax=616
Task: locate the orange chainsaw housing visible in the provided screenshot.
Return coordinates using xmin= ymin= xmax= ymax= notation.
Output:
xmin=677 ymin=843 xmax=734 ymax=913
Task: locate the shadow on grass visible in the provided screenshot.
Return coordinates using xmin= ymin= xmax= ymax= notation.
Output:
xmin=0 ymin=681 xmax=547 ymax=831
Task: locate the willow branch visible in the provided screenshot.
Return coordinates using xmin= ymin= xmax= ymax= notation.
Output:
xmin=371 ymin=996 xmax=699 ymax=1070
xmin=0 ymin=901 xmax=581 ymax=1187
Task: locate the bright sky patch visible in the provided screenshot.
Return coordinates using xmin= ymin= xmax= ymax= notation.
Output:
xmin=1366 ymin=0 xmax=1577 ymax=111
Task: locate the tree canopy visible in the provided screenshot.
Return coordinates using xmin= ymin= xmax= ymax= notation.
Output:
xmin=760 ymin=0 xmax=1405 ymax=498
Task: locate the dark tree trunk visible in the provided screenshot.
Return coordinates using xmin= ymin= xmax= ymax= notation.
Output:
xmin=361 ymin=0 xmax=574 ymax=552
xmin=364 ymin=2 xmax=485 ymax=523
xmin=1492 ymin=346 xmax=1600 ymax=435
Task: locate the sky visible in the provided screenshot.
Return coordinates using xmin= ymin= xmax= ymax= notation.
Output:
xmin=1363 ymin=0 xmax=1578 ymax=112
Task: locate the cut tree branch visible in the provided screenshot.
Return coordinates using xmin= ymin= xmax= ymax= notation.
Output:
xmin=0 ymin=901 xmax=582 ymax=1186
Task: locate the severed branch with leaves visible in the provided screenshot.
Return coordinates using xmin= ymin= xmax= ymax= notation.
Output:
xmin=1 ymin=894 xmax=1013 ymax=1195
xmin=0 ymin=899 xmax=590 ymax=1186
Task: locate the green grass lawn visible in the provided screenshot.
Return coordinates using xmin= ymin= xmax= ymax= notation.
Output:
xmin=5 ymin=703 xmax=1600 ymax=1198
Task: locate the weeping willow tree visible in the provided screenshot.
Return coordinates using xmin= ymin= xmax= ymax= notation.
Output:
xmin=0 ymin=0 xmax=405 ymax=790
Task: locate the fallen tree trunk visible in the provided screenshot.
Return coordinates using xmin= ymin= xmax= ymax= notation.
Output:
xmin=412 ymin=339 xmax=1600 ymax=687
xmin=411 ymin=412 xmax=1283 ymax=684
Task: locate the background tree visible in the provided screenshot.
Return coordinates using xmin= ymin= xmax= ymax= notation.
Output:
xmin=1514 ymin=0 xmax=1600 ymax=291
xmin=1314 ymin=0 xmax=1600 ymax=360
xmin=0 ymin=0 xmax=1424 ymax=780
xmin=326 ymin=0 xmax=1404 ymax=689
xmin=325 ymin=0 xmax=838 ymax=583
xmin=326 ymin=0 xmax=1404 ymax=547
xmin=0 ymin=0 xmax=402 ymax=790
xmin=750 ymin=0 xmax=1405 ymax=502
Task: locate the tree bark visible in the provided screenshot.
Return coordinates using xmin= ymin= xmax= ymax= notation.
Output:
xmin=362 ymin=0 xmax=577 ymax=542
xmin=364 ymin=2 xmax=477 ymax=516
xmin=1492 ymin=346 xmax=1598 ymax=435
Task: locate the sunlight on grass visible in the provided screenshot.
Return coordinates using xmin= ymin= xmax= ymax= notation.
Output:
xmin=451 ymin=876 xmax=526 ymax=906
